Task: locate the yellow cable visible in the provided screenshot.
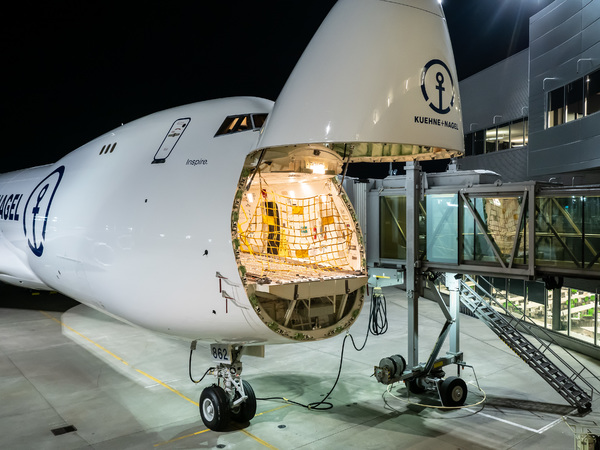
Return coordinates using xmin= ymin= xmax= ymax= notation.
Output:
xmin=385 ymin=381 xmax=487 ymax=410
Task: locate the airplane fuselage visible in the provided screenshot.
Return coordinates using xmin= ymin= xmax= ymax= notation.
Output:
xmin=0 ymin=97 xmax=298 ymax=343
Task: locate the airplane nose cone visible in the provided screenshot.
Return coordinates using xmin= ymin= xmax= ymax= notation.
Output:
xmin=258 ymin=0 xmax=463 ymax=160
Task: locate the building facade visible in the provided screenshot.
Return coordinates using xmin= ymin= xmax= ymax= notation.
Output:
xmin=460 ymin=0 xmax=600 ymax=186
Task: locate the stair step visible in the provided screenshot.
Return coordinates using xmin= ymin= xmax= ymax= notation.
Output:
xmin=460 ymin=280 xmax=592 ymax=412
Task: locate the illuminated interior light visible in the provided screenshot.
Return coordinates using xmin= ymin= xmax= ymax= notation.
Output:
xmin=309 ymin=162 xmax=326 ymax=175
xmin=246 ymin=192 xmax=254 ymax=203
xmin=492 ymin=198 xmax=502 ymax=207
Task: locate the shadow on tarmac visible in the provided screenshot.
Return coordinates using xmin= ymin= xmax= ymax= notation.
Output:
xmin=0 ymin=283 xmax=79 ymax=312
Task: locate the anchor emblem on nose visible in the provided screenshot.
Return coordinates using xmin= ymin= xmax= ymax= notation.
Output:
xmin=29 ymin=184 xmax=50 ymax=255
xmin=23 ymin=166 xmax=65 ymax=257
xmin=421 ymin=59 xmax=454 ymax=115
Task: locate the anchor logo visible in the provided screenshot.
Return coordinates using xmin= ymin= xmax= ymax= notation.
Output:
xmin=23 ymin=166 xmax=65 ymax=257
xmin=421 ymin=59 xmax=454 ymax=115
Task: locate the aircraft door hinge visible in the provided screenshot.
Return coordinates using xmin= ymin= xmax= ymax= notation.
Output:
xmin=216 ymin=271 xmax=227 ymax=293
xmin=221 ymin=290 xmax=234 ymax=314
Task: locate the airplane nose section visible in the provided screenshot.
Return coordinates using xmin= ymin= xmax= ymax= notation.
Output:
xmin=257 ymin=0 xmax=463 ymax=160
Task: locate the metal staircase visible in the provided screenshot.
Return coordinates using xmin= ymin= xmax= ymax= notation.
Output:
xmin=459 ymin=274 xmax=597 ymax=413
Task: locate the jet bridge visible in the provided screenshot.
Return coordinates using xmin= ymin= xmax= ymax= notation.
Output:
xmin=359 ymin=161 xmax=600 ymax=410
xmin=364 ymin=163 xmax=600 ymax=283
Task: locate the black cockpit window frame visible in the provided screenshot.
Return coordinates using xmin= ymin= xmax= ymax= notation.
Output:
xmin=214 ymin=113 xmax=268 ymax=137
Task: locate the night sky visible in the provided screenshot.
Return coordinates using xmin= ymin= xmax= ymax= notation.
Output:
xmin=1 ymin=0 xmax=554 ymax=175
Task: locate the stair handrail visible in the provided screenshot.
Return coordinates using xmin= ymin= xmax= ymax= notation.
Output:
xmin=461 ymin=274 xmax=600 ymax=396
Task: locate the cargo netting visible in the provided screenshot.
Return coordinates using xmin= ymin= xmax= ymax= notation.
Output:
xmin=238 ymin=182 xmax=354 ymax=280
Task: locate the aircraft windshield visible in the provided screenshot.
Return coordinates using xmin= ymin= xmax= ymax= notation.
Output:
xmin=215 ymin=114 xmax=268 ymax=137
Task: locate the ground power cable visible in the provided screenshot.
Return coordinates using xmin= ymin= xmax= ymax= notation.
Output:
xmin=188 ymin=340 xmax=214 ymax=384
xmin=256 ymin=286 xmax=389 ymax=411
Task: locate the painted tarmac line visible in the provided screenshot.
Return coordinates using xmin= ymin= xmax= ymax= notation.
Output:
xmin=153 ymin=428 xmax=211 ymax=447
xmin=465 ymin=408 xmax=564 ymax=434
xmin=40 ymin=310 xmax=280 ymax=449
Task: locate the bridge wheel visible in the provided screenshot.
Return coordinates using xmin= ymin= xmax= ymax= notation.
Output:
xmin=440 ymin=376 xmax=468 ymax=407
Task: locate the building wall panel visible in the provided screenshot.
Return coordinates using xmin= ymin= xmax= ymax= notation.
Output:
xmin=529 ymin=0 xmax=580 ymax=42
xmin=460 ymin=51 xmax=529 ymax=130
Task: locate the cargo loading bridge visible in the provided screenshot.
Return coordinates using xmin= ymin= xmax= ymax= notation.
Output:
xmin=356 ymin=162 xmax=600 ymax=412
xmin=364 ymin=164 xmax=600 ymax=283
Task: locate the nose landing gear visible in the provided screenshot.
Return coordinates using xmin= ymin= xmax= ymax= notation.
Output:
xmin=196 ymin=344 xmax=258 ymax=431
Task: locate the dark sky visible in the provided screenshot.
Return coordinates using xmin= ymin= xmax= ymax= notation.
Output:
xmin=1 ymin=0 xmax=554 ymax=174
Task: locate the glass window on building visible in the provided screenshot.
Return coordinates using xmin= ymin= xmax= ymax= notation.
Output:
xmin=475 ymin=276 xmax=599 ymax=347
xmin=586 ymin=69 xmax=600 ymax=116
xmin=474 ymin=130 xmax=485 ymax=155
xmin=566 ymin=79 xmax=584 ymax=122
xmin=464 ymin=134 xmax=473 ymax=156
xmin=497 ymin=123 xmax=510 ymax=150
xmin=547 ymin=87 xmax=564 ymax=128
xmin=509 ymin=119 xmax=526 ymax=148
xmin=485 ymin=128 xmax=497 ymax=153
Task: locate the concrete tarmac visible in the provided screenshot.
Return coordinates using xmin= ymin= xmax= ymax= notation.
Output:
xmin=1 ymin=284 xmax=600 ymax=449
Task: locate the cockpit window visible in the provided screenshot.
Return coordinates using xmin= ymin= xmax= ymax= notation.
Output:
xmin=252 ymin=113 xmax=267 ymax=129
xmin=215 ymin=113 xmax=268 ymax=137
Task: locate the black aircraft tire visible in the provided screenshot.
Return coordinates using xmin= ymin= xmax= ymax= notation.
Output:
xmin=440 ymin=376 xmax=468 ymax=407
xmin=231 ymin=380 xmax=257 ymax=424
xmin=200 ymin=385 xmax=230 ymax=431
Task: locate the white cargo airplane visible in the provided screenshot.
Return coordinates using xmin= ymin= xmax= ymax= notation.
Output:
xmin=0 ymin=0 xmax=463 ymax=431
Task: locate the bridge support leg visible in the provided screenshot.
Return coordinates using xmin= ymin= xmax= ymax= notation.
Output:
xmin=446 ymin=273 xmax=460 ymax=355
xmin=552 ymin=287 xmax=563 ymax=331
xmin=406 ymin=161 xmax=421 ymax=367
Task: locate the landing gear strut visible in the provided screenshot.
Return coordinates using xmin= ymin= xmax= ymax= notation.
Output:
xmin=198 ymin=345 xmax=257 ymax=431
